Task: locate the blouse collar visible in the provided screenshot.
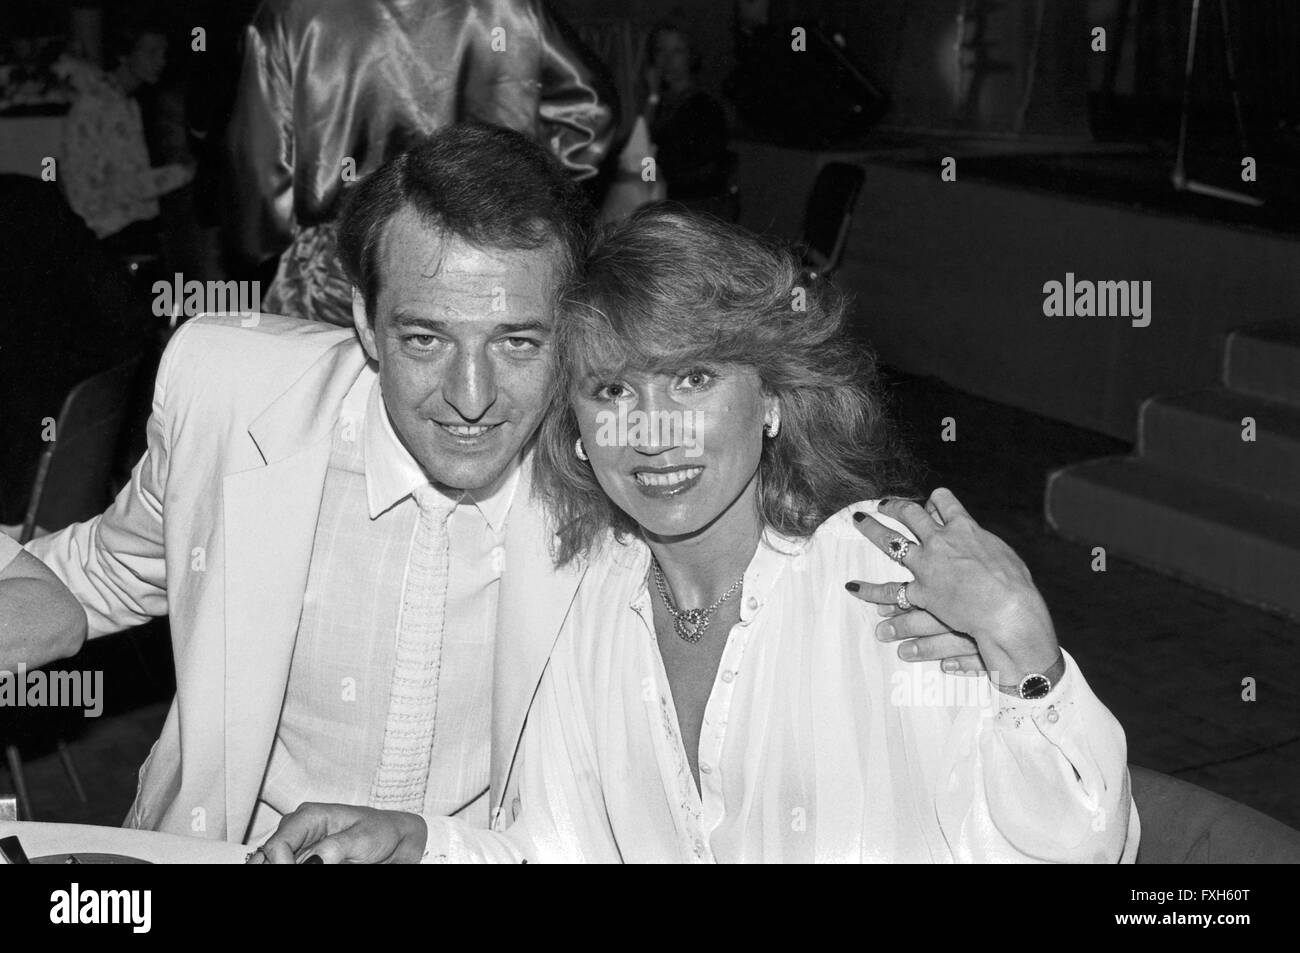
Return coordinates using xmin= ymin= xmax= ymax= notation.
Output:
xmin=614 ymin=527 xmax=811 ymax=623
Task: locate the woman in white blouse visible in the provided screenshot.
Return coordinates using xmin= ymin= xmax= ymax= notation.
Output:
xmin=265 ymin=206 xmax=1139 ymax=863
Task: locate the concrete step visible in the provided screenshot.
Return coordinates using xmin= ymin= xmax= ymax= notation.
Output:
xmin=1224 ymin=322 xmax=1300 ymax=406
xmin=1139 ymin=388 xmax=1300 ymax=503
xmin=1045 ymin=456 xmax=1300 ymax=619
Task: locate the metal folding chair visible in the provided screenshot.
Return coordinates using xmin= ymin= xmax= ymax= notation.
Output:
xmin=799 ymin=161 xmax=866 ymax=285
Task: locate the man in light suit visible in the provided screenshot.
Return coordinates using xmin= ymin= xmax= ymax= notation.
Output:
xmin=25 ymin=124 xmax=590 ymax=855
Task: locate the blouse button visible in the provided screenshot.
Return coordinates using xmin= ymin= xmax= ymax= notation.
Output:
xmin=491 ymin=546 xmax=505 ymax=574
xmin=694 ymin=838 xmax=705 ymax=854
xmin=721 ymin=670 xmax=735 ymax=683
xmin=1046 ymin=709 xmax=1060 ymax=724
xmin=700 ymin=762 xmax=713 ymax=775
xmin=746 ymin=596 xmax=759 ymax=611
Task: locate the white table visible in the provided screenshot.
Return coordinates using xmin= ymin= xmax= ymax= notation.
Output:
xmin=0 ymin=821 xmax=249 ymax=864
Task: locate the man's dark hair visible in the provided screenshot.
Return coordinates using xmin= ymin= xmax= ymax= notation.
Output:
xmin=337 ymin=122 xmax=594 ymax=319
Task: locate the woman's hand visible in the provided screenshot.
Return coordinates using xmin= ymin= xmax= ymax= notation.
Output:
xmin=846 ymin=488 xmax=1061 ymax=688
xmin=249 ymin=803 xmax=428 ymax=864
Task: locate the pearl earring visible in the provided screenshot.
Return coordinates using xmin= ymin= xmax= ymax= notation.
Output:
xmin=764 ymin=415 xmax=780 ymax=439
xmin=575 ymin=438 xmax=589 ymax=461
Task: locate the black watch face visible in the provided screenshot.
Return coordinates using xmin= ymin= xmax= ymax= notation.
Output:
xmin=1020 ymin=674 xmax=1051 ymax=699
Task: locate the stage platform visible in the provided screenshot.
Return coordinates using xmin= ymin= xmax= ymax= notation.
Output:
xmin=734 ymin=134 xmax=1300 ymax=443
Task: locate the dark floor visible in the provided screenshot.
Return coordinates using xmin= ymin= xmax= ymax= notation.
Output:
xmin=5 ymin=370 xmax=1299 ymax=831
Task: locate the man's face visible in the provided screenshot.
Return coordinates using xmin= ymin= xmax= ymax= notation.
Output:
xmin=355 ymin=208 xmax=560 ymax=491
xmin=127 ymin=33 xmax=167 ymax=86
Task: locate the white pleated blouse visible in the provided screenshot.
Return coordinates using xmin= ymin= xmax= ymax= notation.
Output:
xmin=422 ymin=502 xmax=1140 ymax=863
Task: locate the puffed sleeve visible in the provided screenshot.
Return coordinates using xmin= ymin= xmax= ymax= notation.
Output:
xmin=937 ymin=652 xmax=1140 ymax=862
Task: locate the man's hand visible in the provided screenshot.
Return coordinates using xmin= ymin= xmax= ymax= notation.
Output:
xmin=250 ymin=803 xmax=428 ymax=864
xmin=874 ymin=599 xmax=984 ymax=674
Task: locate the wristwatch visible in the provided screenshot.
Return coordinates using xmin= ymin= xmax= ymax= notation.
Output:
xmin=998 ymin=653 xmax=1067 ymax=699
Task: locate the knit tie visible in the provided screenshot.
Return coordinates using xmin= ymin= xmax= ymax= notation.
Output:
xmin=368 ymin=484 xmax=456 ymax=810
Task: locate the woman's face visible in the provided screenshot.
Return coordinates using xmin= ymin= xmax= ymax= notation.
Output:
xmin=572 ymin=361 xmax=776 ymax=540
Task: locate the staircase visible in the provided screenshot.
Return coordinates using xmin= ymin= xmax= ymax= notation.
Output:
xmin=1045 ymin=322 xmax=1300 ymax=619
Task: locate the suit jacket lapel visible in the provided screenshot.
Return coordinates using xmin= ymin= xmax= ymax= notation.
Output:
xmin=221 ymin=338 xmax=372 ymax=841
xmin=490 ymin=458 xmax=585 ymax=821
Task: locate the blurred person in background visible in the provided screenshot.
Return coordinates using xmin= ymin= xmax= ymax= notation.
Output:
xmin=642 ymin=17 xmax=731 ymax=213
xmin=225 ymin=0 xmax=617 ymax=327
xmin=57 ymin=19 xmax=195 ymax=255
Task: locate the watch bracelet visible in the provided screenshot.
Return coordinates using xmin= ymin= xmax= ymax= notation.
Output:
xmin=995 ymin=651 xmax=1067 ymax=695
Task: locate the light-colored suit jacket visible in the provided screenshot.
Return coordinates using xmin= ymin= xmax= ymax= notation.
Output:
xmin=27 ymin=313 xmax=584 ymax=842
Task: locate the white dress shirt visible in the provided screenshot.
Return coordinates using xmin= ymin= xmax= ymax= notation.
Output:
xmin=248 ymin=372 xmax=518 ymax=841
xmin=422 ymin=502 xmax=1140 ymax=863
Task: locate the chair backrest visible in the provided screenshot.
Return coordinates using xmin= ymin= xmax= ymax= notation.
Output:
xmin=800 ymin=161 xmax=866 ymax=280
xmin=1129 ymin=763 xmax=1300 ymax=863
xmin=20 ymin=357 xmax=140 ymax=543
